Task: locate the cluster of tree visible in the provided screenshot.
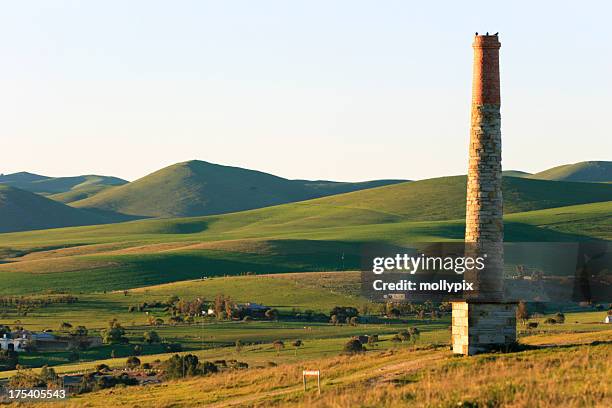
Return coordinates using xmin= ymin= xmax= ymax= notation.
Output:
xmin=77 ymin=372 xmax=138 ymax=394
xmin=213 ymin=294 xmax=235 ymax=320
xmin=101 ymin=319 xmax=129 ymax=344
xmin=391 ymin=327 xmax=420 ymax=344
xmin=0 ymin=295 xmax=78 ymax=316
xmin=161 ymin=354 xmax=218 ymax=379
xmin=544 ymin=313 xmax=565 ymax=325
xmin=329 ymin=306 xmax=359 ymax=326
xmin=516 ymin=301 xmax=566 ymax=325
xmin=8 ymin=366 xmax=58 ymax=387
xmin=143 ymin=330 xmax=161 ymax=344
xmin=57 ymin=322 xmax=89 ymax=337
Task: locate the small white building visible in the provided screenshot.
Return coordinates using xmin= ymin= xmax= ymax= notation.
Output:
xmin=604 ymin=315 xmax=612 ymax=324
xmin=0 ymin=333 xmax=29 ymax=352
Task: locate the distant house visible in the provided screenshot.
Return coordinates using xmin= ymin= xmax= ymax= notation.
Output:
xmin=605 ymin=315 xmax=612 ymax=324
xmin=1 ymin=331 xmax=101 ymax=352
xmin=0 ymin=333 xmax=29 ymax=352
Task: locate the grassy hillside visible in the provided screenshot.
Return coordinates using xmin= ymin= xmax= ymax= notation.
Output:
xmin=502 ymin=170 xmax=531 ymax=178
xmin=72 ymin=160 xmax=405 ymax=218
xmin=0 ymin=200 xmax=609 ymax=294
xmin=22 ymin=327 xmax=612 ymax=408
xmin=0 ymin=185 xmax=131 ymax=233
xmin=0 ymin=172 xmax=127 ymax=195
xmin=1 ymin=173 xmax=610 ymax=293
xmin=529 ymin=160 xmax=612 ymax=182
xmin=48 ymin=183 xmax=119 ymax=203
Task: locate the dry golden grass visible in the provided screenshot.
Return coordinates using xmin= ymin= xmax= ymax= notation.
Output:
xmin=16 ymin=331 xmax=611 ymax=408
xmin=0 ymin=256 xmax=119 ymax=274
xmin=5 ymin=243 xmax=133 ymax=261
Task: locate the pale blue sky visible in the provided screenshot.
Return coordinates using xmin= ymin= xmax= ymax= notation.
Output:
xmin=2 ymin=1 xmax=610 ymax=181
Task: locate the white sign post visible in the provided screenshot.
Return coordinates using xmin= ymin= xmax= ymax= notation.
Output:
xmin=302 ymin=370 xmax=321 ymax=394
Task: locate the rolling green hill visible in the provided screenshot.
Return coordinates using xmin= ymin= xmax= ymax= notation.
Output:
xmin=1 ymin=169 xmax=610 ymax=294
xmin=528 ymin=161 xmax=612 ymax=182
xmin=0 ymin=172 xmax=127 ymax=195
xmin=72 ymin=160 xmax=405 ymax=218
xmin=0 ymin=185 xmax=130 ymax=233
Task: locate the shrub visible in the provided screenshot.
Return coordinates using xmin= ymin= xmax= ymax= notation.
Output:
xmin=343 ymin=339 xmax=365 ymax=354
xmin=126 ymin=356 xmax=141 ymax=368
xmin=555 ymin=313 xmax=565 ymax=324
xmin=200 ymin=361 xmax=219 ymax=374
xmin=95 ymin=363 xmax=110 ymax=372
xmin=143 ymin=330 xmax=161 ymax=344
xmin=544 ymin=318 xmax=557 ymax=324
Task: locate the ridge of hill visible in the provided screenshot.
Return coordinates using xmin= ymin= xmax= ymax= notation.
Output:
xmin=0 ymin=185 xmax=131 ymax=233
xmin=72 ymin=160 xmax=406 ymax=218
xmin=528 ymin=161 xmax=611 ymax=182
xmin=0 ymin=172 xmax=127 ymax=195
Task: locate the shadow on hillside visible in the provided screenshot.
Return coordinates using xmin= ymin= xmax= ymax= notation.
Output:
xmin=504 ymin=222 xmax=595 ymax=242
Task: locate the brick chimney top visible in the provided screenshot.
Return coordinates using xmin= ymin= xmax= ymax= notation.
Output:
xmin=473 ymin=34 xmax=501 ymax=49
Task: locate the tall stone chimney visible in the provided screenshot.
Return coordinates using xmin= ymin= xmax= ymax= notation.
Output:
xmin=451 ymin=34 xmax=516 ymax=355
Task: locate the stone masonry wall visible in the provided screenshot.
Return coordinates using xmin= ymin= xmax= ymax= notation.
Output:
xmin=452 ymin=302 xmax=517 ymax=355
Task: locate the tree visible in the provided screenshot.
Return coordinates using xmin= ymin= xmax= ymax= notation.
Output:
xmin=555 ymin=312 xmax=565 ymax=324
xmin=224 ymin=296 xmax=234 ymax=320
xmin=272 ymin=340 xmax=284 ymax=356
xmin=0 ymin=349 xmax=18 ymax=371
xmin=39 ymin=366 xmax=58 ymax=386
xmin=516 ymin=301 xmax=529 ymax=324
xmin=214 ymin=294 xmax=224 ymax=317
xmin=235 ymin=340 xmax=243 ymax=354
xmin=133 ymin=345 xmax=142 ymax=356
xmin=143 ymin=330 xmax=161 ymax=344
xmin=162 ymin=354 xmax=201 ymax=379
xmin=343 ymin=339 xmax=364 ymax=354
xmin=110 ymin=349 xmax=117 ymax=359
xmin=398 ymin=330 xmax=411 ymax=342
xmin=292 ymin=339 xmax=303 ymax=356
xmin=102 ymin=320 xmax=127 ymax=344
xmin=330 ymin=315 xmax=338 ymax=325
xmin=349 ymin=316 xmax=358 ymax=326
xmin=126 ymin=356 xmax=141 ymax=368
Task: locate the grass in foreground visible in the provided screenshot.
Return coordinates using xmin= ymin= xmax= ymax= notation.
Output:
xmin=15 ymin=330 xmax=611 ymax=408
